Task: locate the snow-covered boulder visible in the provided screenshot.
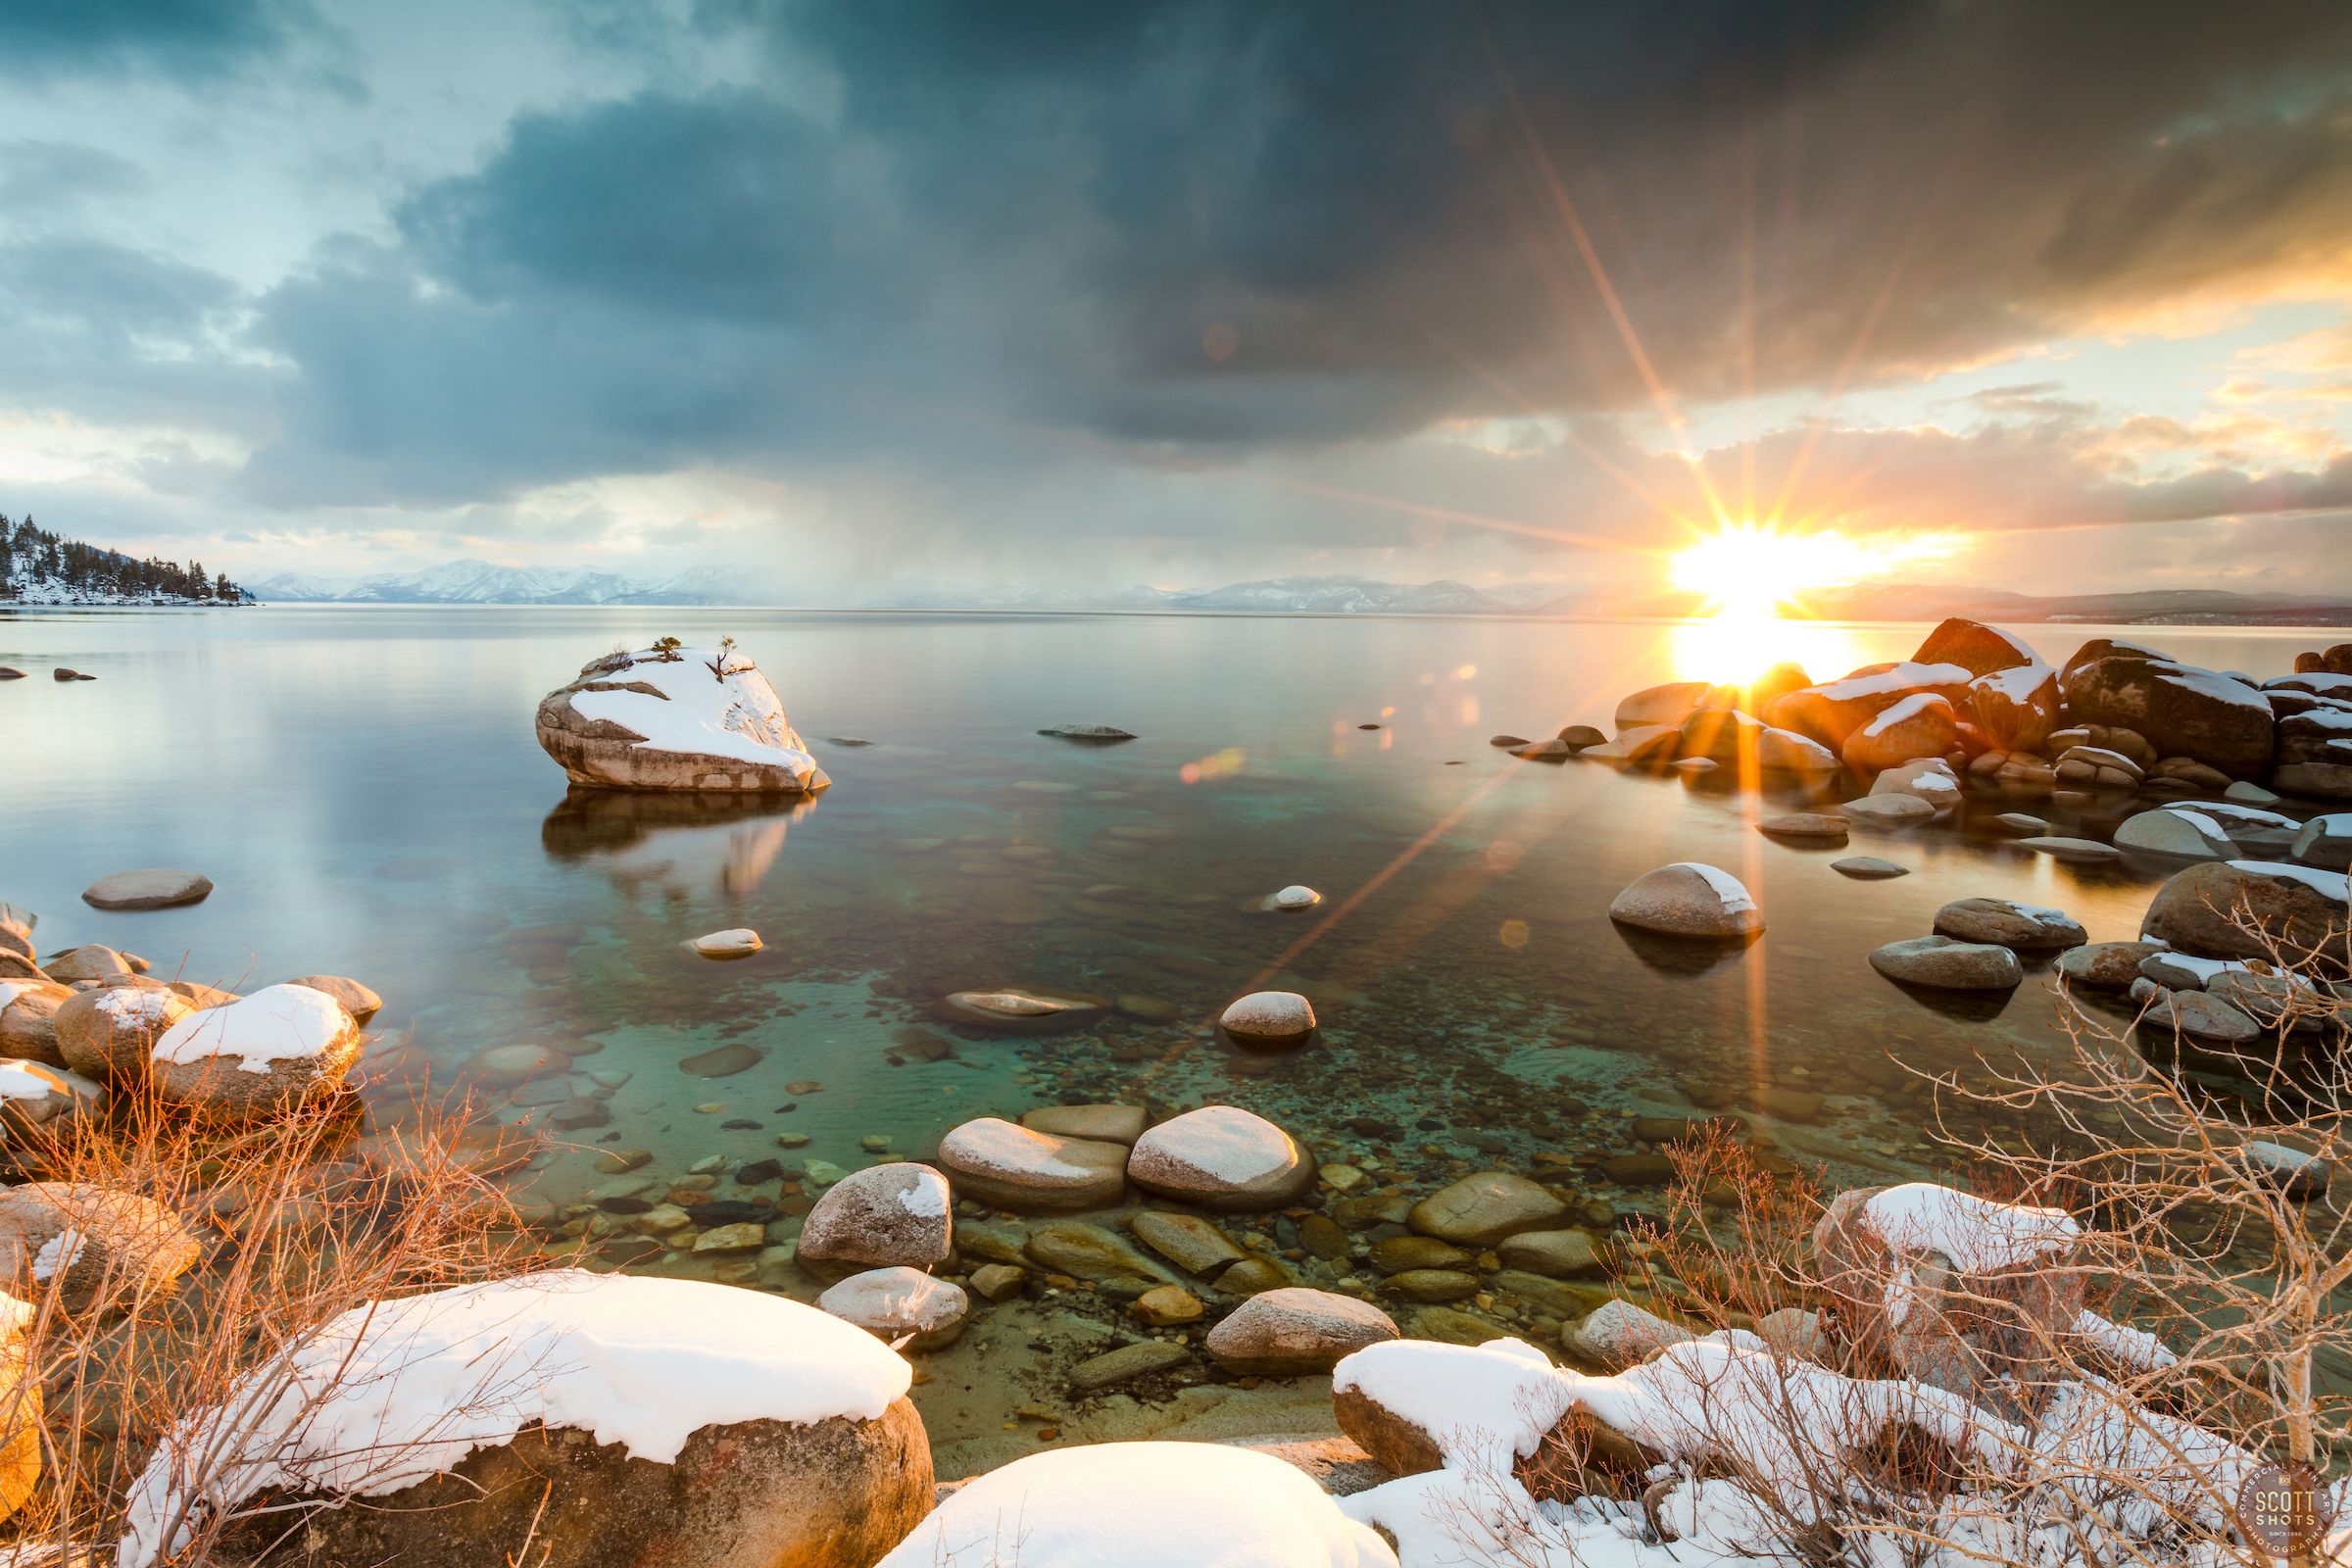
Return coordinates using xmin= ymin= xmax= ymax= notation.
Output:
xmin=0 ymin=1181 xmax=200 ymax=1313
xmin=2292 ymin=812 xmax=2351 ymax=869
xmin=2061 ymin=653 xmax=2276 ymax=778
xmin=935 ymin=1116 xmax=1128 ymax=1213
xmin=1126 ymin=1105 xmax=1316 ymax=1211
xmin=147 ymin=983 xmax=363 ymax=1120
xmin=1913 ymin=617 xmax=2039 ymax=678
xmin=1264 ymin=884 xmax=1324 ymax=910
xmin=797 ymin=1161 xmax=953 ymax=1279
xmin=2278 ymin=705 xmax=2352 ymax=799
xmin=1607 ymin=862 xmax=1763 ymax=939
xmin=1868 ymin=756 xmax=1963 ymax=808
xmin=121 ymin=1271 xmax=932 ymax=1568
xmin=2115 ymin=807 xmax=2235 ymax=859
xmin=535 ymin=646 xmax=830 ymax=794
xmin=876 ymin=1443 xmax=1394 ymax=1568
xmin=1966 ymin=662 xmax=2061 ymax=751
xmin=0 ymin=979 xmax=74 ymax=1067
xmin=1812 ymin=1183 xmax=2082 ymax=1416
xmin=1764 ymin=661 xmax=1973 ymax=750
xmin=54 ymin=985 xmax=190 ymax=1083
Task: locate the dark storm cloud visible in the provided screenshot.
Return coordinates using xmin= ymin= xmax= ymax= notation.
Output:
xmin=0 ymin=0 xmax=312 ymax=80
xmin=224 ymin=0 xmax=2352 ymax=513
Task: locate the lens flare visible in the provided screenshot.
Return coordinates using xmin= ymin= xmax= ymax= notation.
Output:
xmin=1671 ymin=522 xmax=1961 ymax=618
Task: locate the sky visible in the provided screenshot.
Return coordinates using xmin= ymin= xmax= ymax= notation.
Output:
xmin=4 ymin=0 xmax=2352 ymax=603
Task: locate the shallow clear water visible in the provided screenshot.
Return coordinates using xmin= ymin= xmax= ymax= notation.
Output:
xmin=0 ymin=606 xmax=2331 ymax=1456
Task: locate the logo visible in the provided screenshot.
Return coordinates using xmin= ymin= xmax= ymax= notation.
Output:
xmin=2237 ymin=1463 xmax=2328 ymax=1557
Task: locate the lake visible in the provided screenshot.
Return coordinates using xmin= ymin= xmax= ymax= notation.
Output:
xmin=0 ymin=605 xmax=2328 ymax=1467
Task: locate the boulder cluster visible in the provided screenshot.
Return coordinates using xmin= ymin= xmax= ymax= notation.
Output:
xmin=1520 ymin=620 xmax=2352 ymax=810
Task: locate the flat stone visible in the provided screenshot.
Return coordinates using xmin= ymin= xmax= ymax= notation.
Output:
xmin=1381 ymin=1268 xmax=1481 ymax=1303
xmin=1022 ymin=1220 xmax=1172 ymax=1284
xmin=1759 ymin=813 xmax=1848 ymax=842
xmin=690 ymin=928 xmax=763 ymax=958
xmin=1067 ymin=1340 xmax=1190 ymax=1392
xmin=935 ymin=1117 xmax=1129 ymax=1214
xmin=1126 ymin=1104 xmax=1315 ymax=1211
xmin=1496 ymin=1229 xmax=1605 ymax=1278
xmin=2015 ymin=836 xmax=2120 ymax=862
xmin=80 ymin=869 xmax=212 ymax=911
xmin=1408 ymin=1171 xmax=1566 ymax=1245
xmin=1932 ymin=897 xmax=2087 ymax=950
xmin=1366 ymin=1236 xmax=1473 ymax=1275
xmin=1869 ymin=936 xmax=2024 ymax=991
xmin=1129 ymin=1211 xmax=1247 ymax=1276
xmin=1840 ymin=795 xmax=1935 ymax=825
xmin=1130 ymin=1285 xmax=1204 ymax=1326
xmin=1204 ymin=1288 xmax=1397 ymax=1376
xmin=1832 ymin=857 xmax=1908 ymax=879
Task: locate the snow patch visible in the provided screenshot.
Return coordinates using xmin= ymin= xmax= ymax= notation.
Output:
xmin=1862 ymin=1183 xmax=2079 ymax=1273
xmin=150 ymin=984 xmax=350 ymax=1076
xmin=1132 ymin=1104 xmax=1297 ymax=1185
xmin=939 ymin=1117 xmax=1092 ymax=1180
xmin=1671 ymin=862 xmax=1757 ymax=915
xmin=568 ymin=649 xmax=816 ymax=771
xmin=2229 ymin=860 xmax=2349 ymax=903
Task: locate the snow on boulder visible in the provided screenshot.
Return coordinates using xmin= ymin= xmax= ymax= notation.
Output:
xmin=120 ymin=1270 xmax=931 ymax=1568
xmin=797 ymin=1161 xmax=954 ymax=1279
xmin=1966 ymin=661 xmax=2061 ymax=751
xmin=1931 ymin=897 xmax=2087 ymax=951
xmin=146 ymin=983 xmax=363 ymax=1120
xmin=0 ymin=979 xmax=73 ymax=1067
xmin=1841 ymin=692 xmax=1959 ymax=774
xmin=1607 ymin=862 xmax=1762 ymax=939
xmin=0 ymin=1181 xmax=199 ymax=1314
xmin=0 ymin=1060 xmax=104 ymax=1172
xmin=54 ymin=985 xmax=189 ymax=1083
xmin=876 ymin=1442 xmax=1395 ymax=1568
xmin=1813 ymin=1183 xmax=2082 ymax=1415
xmin=2141 ymin=860 xmax=2350 ymax=976
xmin=1127 ymin=1104 xmax=1316 ymax=1211
xmin=1763 ymin=661 xmax=1973 ymax=750
xmin=0 ymin=1285 xmax=34 ymax=1524
xmin=1867 ymin=756 xmax=1963 ymax=808
xmin=535 ymin=645 xmax=829 ymax=794
xmin=935 ymin=1116 xmax=1128 ymax=1213
xmin=2060 ymin=655 xmax=2276 ymax=779
xmin=1264 ymin=884 xmax=1324 ymax=910
xmin=2114 ymin=807 xmax=2236 ymax=859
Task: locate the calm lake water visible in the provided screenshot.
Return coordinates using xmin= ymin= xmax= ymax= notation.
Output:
xmin=0 ymin=606 xmax=2332 ymax=1462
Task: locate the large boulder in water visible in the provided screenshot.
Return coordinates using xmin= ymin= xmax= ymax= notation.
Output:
xmin=2059 ymin=655 xmax=2274 ymax=778
xmin=1912 ymin=618 xmax=2039 ymax=677
xmin=2275 ymin=708 xmax=2352 ymax=800
xmin=536 ymin=646 xmax=830 ymax=794
xmin=123 ymin=1271 xmax=932 ymax=1568
xmin=2141 ymin=861 xmax=2349 ymax=975
xmin=1765 ymin=662 xmax=1974 ymax=750
xmin=1607 ymin=863 xmax=1762 ymax=939
xmin=1967 ymin=663 xmax=2061 ymax=752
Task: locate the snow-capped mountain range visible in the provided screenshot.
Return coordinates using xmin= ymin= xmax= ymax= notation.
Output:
xmin=243 ymin=561 xmax=1593 ymax=613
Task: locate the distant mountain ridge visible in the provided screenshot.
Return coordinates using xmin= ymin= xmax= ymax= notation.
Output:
xmin=240 ymin=559 xmax=2352 ymax=625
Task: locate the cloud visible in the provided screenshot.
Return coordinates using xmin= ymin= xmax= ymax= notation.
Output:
xmin=0 ymin=0 xmax=314 ymax=81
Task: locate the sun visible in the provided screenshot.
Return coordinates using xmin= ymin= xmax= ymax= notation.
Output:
xmin=1670 ymin=521 xmax=1958 ymax=619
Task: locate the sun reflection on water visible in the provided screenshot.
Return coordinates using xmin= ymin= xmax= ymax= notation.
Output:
xmin=1666 ymin=611 xmax=1873 ymax=688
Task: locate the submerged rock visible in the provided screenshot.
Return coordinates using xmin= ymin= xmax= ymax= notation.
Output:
xmin=1408 ymin=1171 xmax=1566 ymax=1245
xmin=935 ymin=987 xmax=1106 ymax=1035
xmin=1607 ymin=863 xmax=1762 ymax=939
xmin=1037 ymin=723 xmax=1136 ymax=741
xmin=80 ymin=868 xmax=212 ymax=911
xmin=1869 ymin=936 xmax=2024 ymax=991
xmin=1126 ymin=1105 xmax=1315 ymax=1211
xmin=2015 ymin=835 xmax=2120 ymax=862
xmin=1841 ymin=795 xmax=1936 ymax=826
xmin=1218 ymin=990 xmax=1317 ymax=1049
xmin=935 ymin=1117 xmax=1128 ymax=1213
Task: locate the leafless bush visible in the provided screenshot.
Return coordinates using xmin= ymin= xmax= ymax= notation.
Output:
xmin=0 ymin=1065 xmax=539 ymax=1563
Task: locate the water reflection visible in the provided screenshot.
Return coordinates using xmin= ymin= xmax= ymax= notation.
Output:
xmin=539 ymin=787 xmax=815 ymax=897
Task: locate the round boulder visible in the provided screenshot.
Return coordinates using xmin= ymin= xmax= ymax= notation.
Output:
xmin=147 ymin=983 xmax=363 ymax=1120
xmin=935 ymin=1117 xmax=1127 ymax=1213
xmin=54 ymin=985 xmax=191 ymax=1083
xmin=797 ymin=1162 xmax=953 ymax=1278
xmin=817 ymin=1267 xmax=970 ymax=1352
xmin=1127 ymin=1105 xmax=1315 ymax=1211
xmin=1869 ymin=936 xmax=2024 ymax=991
xmin=1218 ymin=991 xmax=1317 ymax=1049
xmin=0 ymin=1182 xmax=201 ymax=1313
xmin=0 ymin=980 xmax=74 ymax=1067
xmin=282 ymin=974 xmax=382 ymax=1022
xmin=2115 ymin=808 xmax=2235 ymax=859
xmin=1203 ymin=1288 xmax=1398 ymax=1376
xmin=2141 ymin=861 xmax=2349 ymax=974
xmin=1931 ymin=898 xmax=2087 ymax=951
xmin=2060 ymin=656 xmax=2275 ymax=778
xmin=1842 ymin=695 xmax=1959 ymax=775
xmin=80 ymin=868 xmax=212 ymax=911
xmin=1607 ymin=862 xmax=1762 ymax=939
xmin=1265 ymin=885 xmax=1323 ymax=911
xmin=2056 ymin=941 xmax=2166 ymax=990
